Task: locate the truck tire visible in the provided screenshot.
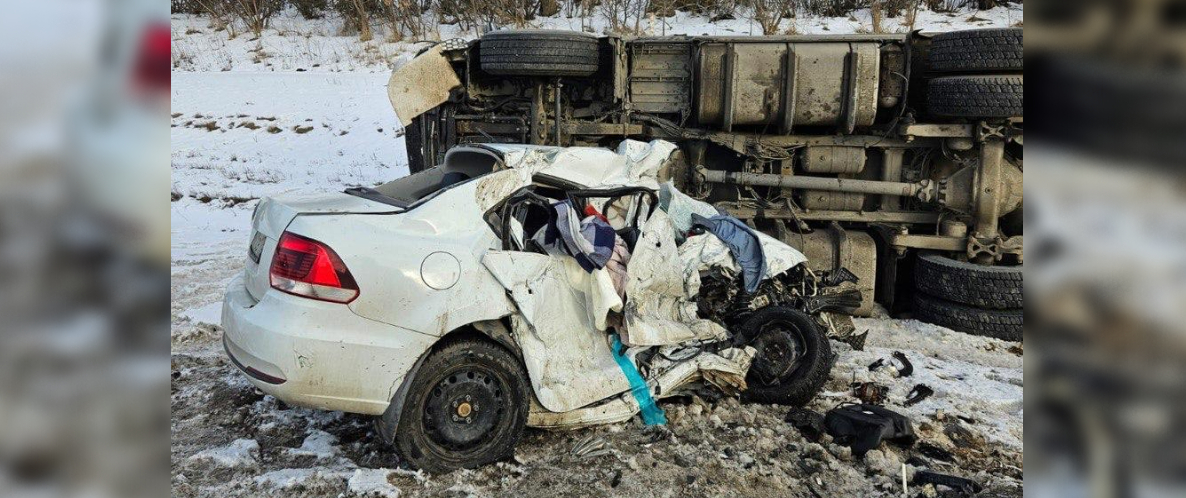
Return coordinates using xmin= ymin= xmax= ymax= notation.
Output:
xmin=928 ymin=75 xmax=1023 ymax=118
xmin=739 ymin=307 xmax=833 ymax=406
xmin=480 ymin=30 xmax=599 ymax=77
xmin=929 ymin=28 xmax=1023 ymax=73
xmin=913 ymin=293 xmax=1023 ymax=342
xmin=393 ymin=338 xmax=530 ymax=473
xmin=915 ymin=253 xmax=1022 ymax=309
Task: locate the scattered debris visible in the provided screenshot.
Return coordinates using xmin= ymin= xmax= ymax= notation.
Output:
xmin=838 ymin=328 xmax=868 ymax=351
xmin=913 ymin=470 xmax=983 ymax=496
xmin=944 ymin=422 xmax=985 ymax=450
xmin=892 ymin=352 xmax=913 ymax=377
xmin=785 ymin=407 xmax=826 ymax=442
xmin=868 ymin=351 xmax=913 ymax=377
xmin=824 ymin=404 xmax=915 ymax=457
xmin=852 ymin=382 xmax=889 ymax=405
xmin=903 ymin=384 xmax=934 ymax=407
xmin=571 ymin=435 xmax=613 ymax=461
xmin=916 ymin=442 xmax=956 ymax=463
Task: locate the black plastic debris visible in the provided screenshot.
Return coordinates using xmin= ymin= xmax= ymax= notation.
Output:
xmin=892 ymin=351 xmax=913 ymax=377
xmin=785 ymin=407 xmax=826 ymax=442
xmin=916 ymin=442 xmax=956 ymax=463
xmin=824 ymin=404 xmax=916 ymax=457
xmin=852 ymin=381 xmax=889 ymax=405
xmin=868 ymin=351 xmax=913 ymax=376
xmin=913 ymin=470 xmax=983 ymax=495
xmin=840 ymin=329 xmax=869 ymax=351
xmin=800 ymin=288 xmax=863 ymax=314
xmin=904 ymin=384 xmax=934 ymax=407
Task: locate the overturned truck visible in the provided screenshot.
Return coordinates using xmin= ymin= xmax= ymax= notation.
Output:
xmin=390 ymin=28 xmax=1024 ymax=340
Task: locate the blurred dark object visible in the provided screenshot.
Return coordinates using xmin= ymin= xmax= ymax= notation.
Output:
xmin=1027 ymin=1 xmax=1186 ymax=496
xmin=0 ymin=0 xmax=169 ymax=497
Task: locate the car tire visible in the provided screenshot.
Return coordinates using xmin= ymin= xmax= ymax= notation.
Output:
xmin=739 ymin=307 xmax=833 ymax=406
xmin=929 ymin=28 xmax=1023 ymax=73
xmin=915 ymin=253 xmax=1023 ymax=309
xmin=480 ymin=30 xmax=599 ymax=77
xmin=927 ymin=75 xmax=1023 ymax=118
xmin=913 ymin=293 xmax=1023 ymax=342
xmin=393 ymin=338 xmax=530 ymax=473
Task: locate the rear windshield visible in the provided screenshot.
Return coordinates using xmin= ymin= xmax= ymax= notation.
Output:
xmin=346 ymin=148 xmax=503 ymax=208
xmin=345 ymin=167 xmax=478 ymax=209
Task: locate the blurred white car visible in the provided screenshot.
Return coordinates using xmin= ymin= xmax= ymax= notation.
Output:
xmin=223 ymin=141 xmax=838 ymax=472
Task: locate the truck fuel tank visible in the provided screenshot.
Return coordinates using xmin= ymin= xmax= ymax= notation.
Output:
xmin=695 ymin=41 xmax=881 ymax=131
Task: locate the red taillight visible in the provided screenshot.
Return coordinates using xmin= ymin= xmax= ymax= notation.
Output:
xmin=270 ymin=232 xmax=359 ymax=303
xmin=133 ymin=23 xmax=171 ymax=94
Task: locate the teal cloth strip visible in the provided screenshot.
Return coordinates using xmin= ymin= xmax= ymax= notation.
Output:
xmin=610 ymin=333 xmax=667 ymax=426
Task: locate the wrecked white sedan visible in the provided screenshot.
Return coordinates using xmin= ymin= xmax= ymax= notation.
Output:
xmin=222 ymin=140 xmax=859 ymax=472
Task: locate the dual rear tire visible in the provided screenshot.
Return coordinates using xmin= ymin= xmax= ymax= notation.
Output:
xmin=926 ymin=28 xmax=1023 ymax=119
xmin=912 ymin=253 xmax=1023 ymax=342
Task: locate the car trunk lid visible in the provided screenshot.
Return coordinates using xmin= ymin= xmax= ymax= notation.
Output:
xmin=244 ymin=192 xmax=401 ymax=301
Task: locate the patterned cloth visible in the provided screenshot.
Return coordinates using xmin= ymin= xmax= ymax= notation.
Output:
xmin=546 ymin=200 xmax=618 ymax=272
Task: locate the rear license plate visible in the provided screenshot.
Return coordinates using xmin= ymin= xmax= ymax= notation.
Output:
xmin=248 ymin=231 xmax=266 ymax=264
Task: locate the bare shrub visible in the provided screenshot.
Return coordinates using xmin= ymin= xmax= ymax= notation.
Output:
xmin=439 ymin=0 xmax=532 ymax=34
xmin=230 ymin=0 xmax=284 ymax=36
xmin=749 ymin=0 xmax=797 ymax=34
xmin=799 ymin=0 xmax=859 ymax=17
xmin=602 ymin=0 xmax=648 ymax=33
xmin=540 ymin=0 xmax=561 ymax=17
xmin=195 ymin=0 xmax=237 ymax=37
xmin=925 ymin=0 xmax=973 ymax=13
xmin=292 ymin=0 xmax=328 ymax=18
xmin=902 ymin=0 xmax=921 ymax=30
xmin=172 ymin=0 xmax=205 ymax=14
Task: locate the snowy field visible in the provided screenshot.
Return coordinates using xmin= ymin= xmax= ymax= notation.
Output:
xmin=171 ymin=8 xmax=1023 ymax=497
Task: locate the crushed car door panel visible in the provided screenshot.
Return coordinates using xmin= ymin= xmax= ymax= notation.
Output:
xmin=622 ymin=209 xmax=730 ymax=347
xmin=481 ymin=251 xmax=631 ymax=413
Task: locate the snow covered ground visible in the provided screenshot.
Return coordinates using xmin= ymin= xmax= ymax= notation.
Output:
xmin=170 ymin=8 xmax=1023 ymax=497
